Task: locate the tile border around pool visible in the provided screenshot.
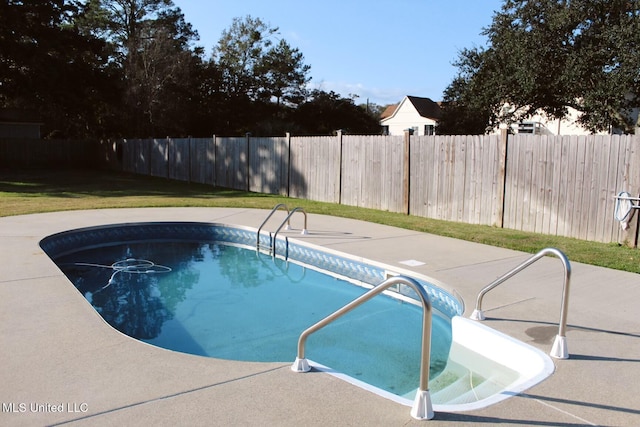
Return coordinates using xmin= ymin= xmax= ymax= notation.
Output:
xmin=39 ymin=221 xmax=464 ymax=319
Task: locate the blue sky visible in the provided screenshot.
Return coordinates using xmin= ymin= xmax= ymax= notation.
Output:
xmin=173 ymin=0 xmax=504 ymax=106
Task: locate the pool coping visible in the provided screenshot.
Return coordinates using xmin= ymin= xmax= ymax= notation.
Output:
xmin=1 ymin=207 xmax=639 ymax=426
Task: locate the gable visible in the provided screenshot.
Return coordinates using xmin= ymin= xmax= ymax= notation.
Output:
xmin=380 ymin=96 xmax=441 ymax=124
xmin=406 ymin=96 xmax=442 ymax=120
xmin=380 ymin=104 xmax=398 ymax=120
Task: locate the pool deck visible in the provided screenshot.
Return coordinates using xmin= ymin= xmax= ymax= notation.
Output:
xmin=1 ymin=207 xmax=639 ymax=426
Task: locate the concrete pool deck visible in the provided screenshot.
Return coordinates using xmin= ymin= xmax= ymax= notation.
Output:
xmin=1 ymin=207 xmax=639 ymax=426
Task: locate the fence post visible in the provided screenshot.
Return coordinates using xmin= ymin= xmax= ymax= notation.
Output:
xmin=246 ymin=132 xmax=251 ymax=192
xmin=497 ymin=128 xmax=509 ymax=228
xmin=403 ymin=129 xmax=412 ymax=215
xmin=337 ymin=129 xmax=343 ymax=205
xmin=211 ymin=134 xmax=218 ymax=187
xmin=286 ymin=132 xmax=291 ymax=197
xmin=166 ymin=136 xmax=172 ymax=180
xmin=188 ymin=135 xmax=192 ymax=183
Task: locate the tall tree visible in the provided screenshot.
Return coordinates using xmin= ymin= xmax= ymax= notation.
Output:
xmin=443 ymin=0 xmax=640 ymax=134
xmin=212 ymin=15 xmax=278 ymax=101
xmin=86 ymin=0 xmax=202 ymax=136
xmin=258 ymin=39 xmax=311 ymax=107
xmin=437 ymin=56 xmax=496 ymax=135
xmin=210 ymin=15 xmax=312 ymax=134
xmin=0 ymin=0 xmax=119 ymax=138
xmin=293 ymin=90 xmax=381 ymax=135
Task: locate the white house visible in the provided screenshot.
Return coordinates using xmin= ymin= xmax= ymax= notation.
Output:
xmin=493 ymin=104 xmax=639 ymax=136
xmin=380 ymin=96 xmax=442 ymax=136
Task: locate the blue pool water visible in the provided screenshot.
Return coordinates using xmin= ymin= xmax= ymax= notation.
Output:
xmin=56 ymin=241 xmax=453 ymax=397
xmin=42 ymin=222 xmax=559 ymax=410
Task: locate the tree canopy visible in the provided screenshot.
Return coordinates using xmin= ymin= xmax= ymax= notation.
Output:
xmin=0 ymin=2 xmax=379 ymax=138
xmin=0 ymin=0 xmax=120 ymax=137
xmin=439 ymin=0 xmax=640 ymax=134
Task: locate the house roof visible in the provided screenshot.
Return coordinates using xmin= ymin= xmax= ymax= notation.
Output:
xmin=406 ymin=96 xmax=442 ymax=120
xmin=380 ymin=96 xmax=442 ymax=122
xmin=380 ymin=103 xmax=399 ymax=120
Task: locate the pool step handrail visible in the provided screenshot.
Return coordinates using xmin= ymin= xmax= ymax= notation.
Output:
xmin=469 ymin=247 xmax=571 ymax=359
xmin=291 ymin=275 xmax=435 ymax=421
xmin=257 ymin=204 xmax=290 ymax=254
xmin=271 ymin=207 xmax=308 ymax=256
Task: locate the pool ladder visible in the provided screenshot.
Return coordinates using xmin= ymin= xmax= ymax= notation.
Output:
xmin=291 ymin=275 xmax=435 ymax=420
xmin=469 ymin=247 xmax=571 ymax=359
xmin=257 ymin=204 xmax=308 ymax=257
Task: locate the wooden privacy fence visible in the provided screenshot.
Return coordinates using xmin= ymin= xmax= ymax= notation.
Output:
xmin=116 ymin=132 xmax=640 ymax=245
xmin=0 ymin=138 xmax=103 ymax=168
xmin=503 ymin=134 xmax=640 ymax=244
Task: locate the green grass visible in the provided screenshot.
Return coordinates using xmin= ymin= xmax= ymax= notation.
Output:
xmin=2 ymin=168 xmax=640 ymax=273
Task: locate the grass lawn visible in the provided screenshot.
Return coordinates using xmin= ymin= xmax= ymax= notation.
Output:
xmin=2 ymin=168 xmax=640 ymax=273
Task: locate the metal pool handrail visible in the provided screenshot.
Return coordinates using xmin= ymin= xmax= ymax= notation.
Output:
xmin=291 ymin=275 xmax=435 ymax=420
xmin=271 ymin=207 xmax=308 ymax=256
xmin=469 ymin=247 xmax=571 ymax=359
xmin=256 ymin=203 xmax=290 ymax=251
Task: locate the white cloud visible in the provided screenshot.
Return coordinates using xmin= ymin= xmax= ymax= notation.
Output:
xmin=308 ymin=81 xmax=413 ymax=106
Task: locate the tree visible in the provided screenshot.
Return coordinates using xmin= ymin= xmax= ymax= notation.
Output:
xmin=437 ymin=70 xmax=495 ymax=135
xmin=85 ymin=0 xmax=202 ymax=136
xmin=258 ymin=39 xmax=311 ymax=107
xmin=212 ymin=15 xmax=278 ymax=101
xmin=444 ymin=0 xmax=640 ymax=134
xmin=293 ymin=90 xmax=382 ymax=135
xmin=0 ymin=0 xmax=119 ymax=138
xmin=209 ymin=15 xmax=312 ymax=134
xmin=359 ymin=101 xmax=385 ymax=119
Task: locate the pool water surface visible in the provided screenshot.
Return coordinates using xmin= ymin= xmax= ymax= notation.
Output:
xmin=42 ymin=221 xmax=554 ymax=410
xmin=57 ymin=241 xmax=453 ymax=397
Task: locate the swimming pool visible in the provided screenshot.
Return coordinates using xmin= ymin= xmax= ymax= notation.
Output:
xmin=40 ymin=221 xmax=554 ymax=412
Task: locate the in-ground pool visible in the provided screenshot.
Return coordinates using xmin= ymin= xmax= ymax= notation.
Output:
xmin=40 ymin=221 xmax=554 ymax=411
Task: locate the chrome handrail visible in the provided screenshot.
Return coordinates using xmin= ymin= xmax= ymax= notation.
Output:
xmin=291 ymin=275 xmax=435 ymax=420
xmin=256 ymin=203 xmax=290 ymax=252
xmin=469 ymin=247 xmax=571 ymax=359
xmin=271 ymin=207 xmax=308 ymax=256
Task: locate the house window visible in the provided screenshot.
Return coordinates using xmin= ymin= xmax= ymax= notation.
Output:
xmin=382 ymin=125 xmax=389 ymax=135
xmin=518 ymin=121 xmax=545 ymax=135
xmin=424 ymin=125 xmax=435 ymax=135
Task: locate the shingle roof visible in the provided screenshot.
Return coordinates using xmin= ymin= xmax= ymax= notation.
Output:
xmin=406 ymin=96 xmax=442 ymax=120
xmin=380 ymin=103 xmax=399 ymax=119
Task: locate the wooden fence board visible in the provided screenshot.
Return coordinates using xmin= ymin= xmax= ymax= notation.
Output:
xmin=479 ymin=135 xmax=493 ymax=226
xmin=149 ymin=139 xmax=168 ymax=178
xmin=609 ymin=136 xmax=629 ymax=242
xmin=571 ymin=136 xmax=586 ymax=239
xmin=504 ymin=137 xmax=517 ymax=229
xmin=339 ymin=135 xmax=404 ymax=211
xmin=462 ymin=136 xmax=475 ymax=223
xmin=610 ymin=135 xmax=628 ymax=242
xmin=189 ymin=138 xmax=211 ymax=184
xmin=593 ymin=136 xmax=609 ymax=240
xmin=169 ymin=138 xmax=190 ymax=182
xmin=248 ymin=136 xmax=288 ymax=195
xmin=215 ymin=137 xmax=248 ymax=190
xmin=101 ymin=133 xmax=639 ymax=245
xmin=289 ymin=136 xmax=340 ymax=202
xmin=409 ymin=137 xmax=427 ymax=217
xmin=340 ymin=136 xmax=362 ymax=207
xmin=548 ymin=137 xmax=562 ymax=235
